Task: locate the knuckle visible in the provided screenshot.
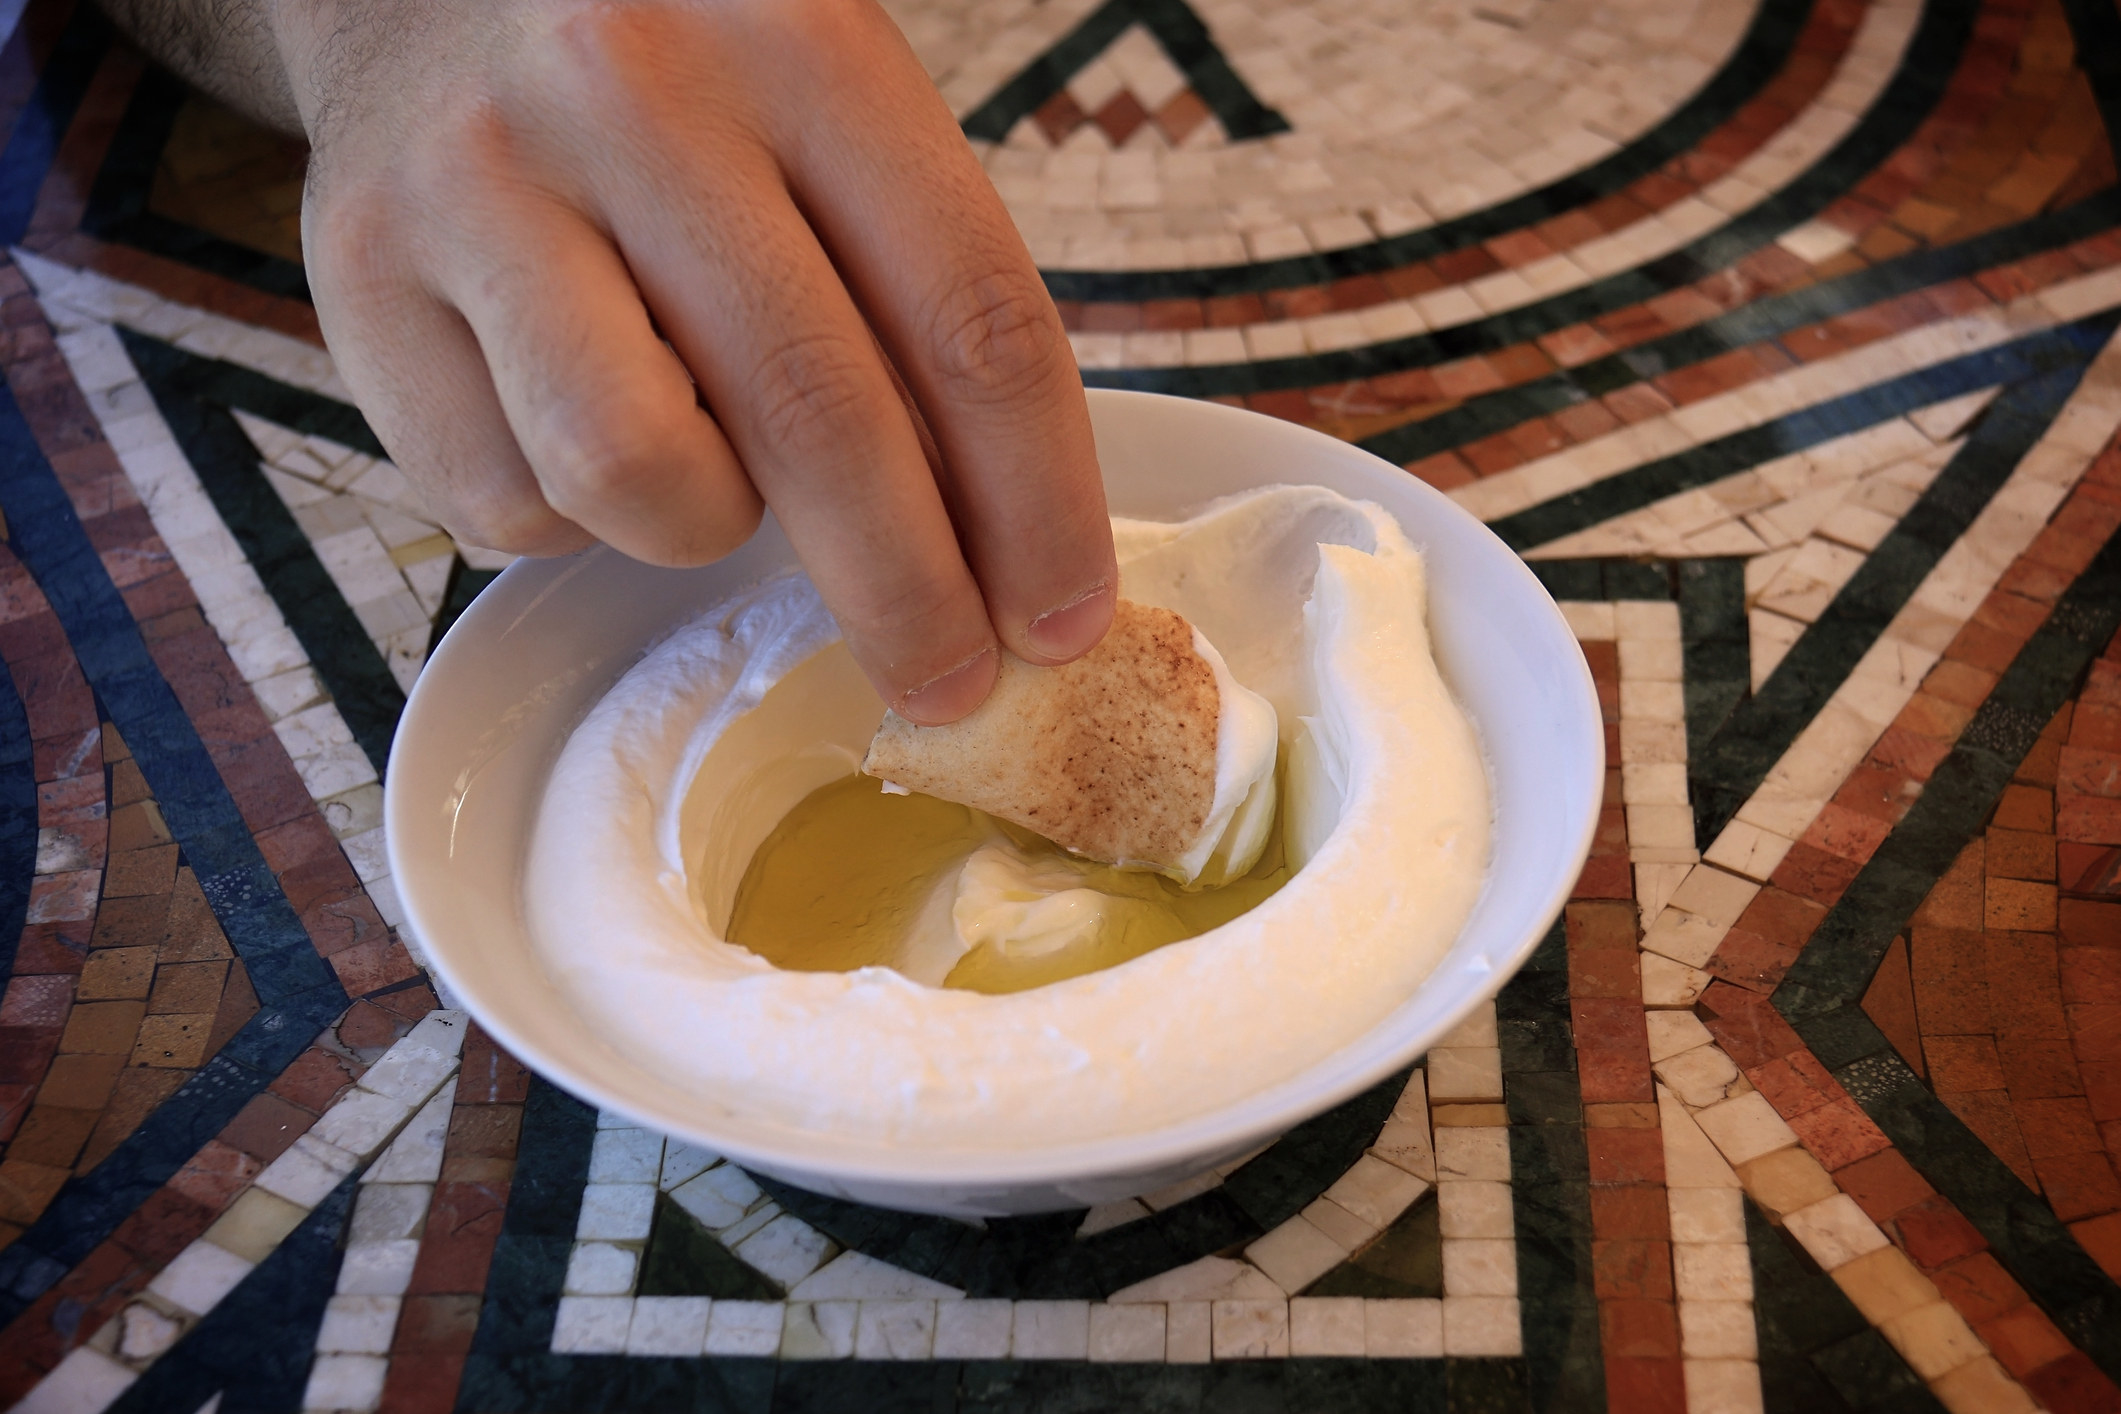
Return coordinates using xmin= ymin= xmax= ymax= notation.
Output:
xmin=743 ymin=333 xmax=879 ymax=449
xmin=926 ymin=270 xmax=1064 ymax=403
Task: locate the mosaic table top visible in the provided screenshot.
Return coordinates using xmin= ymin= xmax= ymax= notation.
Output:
xmin=0 ymin=0 xmax=2116 ymax=1407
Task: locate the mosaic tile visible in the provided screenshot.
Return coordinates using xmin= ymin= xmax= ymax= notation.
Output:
xmin=0 ymin=0 xmax=2117 ymax=1403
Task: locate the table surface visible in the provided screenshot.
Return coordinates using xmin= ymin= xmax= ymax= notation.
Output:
xmin=0 ymin=0 xmax=2116 ymax=1408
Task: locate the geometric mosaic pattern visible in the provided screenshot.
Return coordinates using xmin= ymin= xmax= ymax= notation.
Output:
xmin=0 ymin=0 xmax=2119 ymax=1407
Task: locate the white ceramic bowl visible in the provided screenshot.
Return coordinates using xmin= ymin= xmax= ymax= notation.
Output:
xmin=385 ymin=389 xmax=1602 ymax=1218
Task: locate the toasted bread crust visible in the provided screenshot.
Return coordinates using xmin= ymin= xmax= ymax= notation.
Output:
xmin=862 ymin=600 xmax=1219 ymax=866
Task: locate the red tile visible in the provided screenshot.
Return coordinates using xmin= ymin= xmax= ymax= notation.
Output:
xmin=2033 ymin=1150 xmax=2121 ymax=1222
xmin=2022 ymin=1352 xmax=2121 ymax=1414
xmin=1931 ymin=1251 xmax=2029 ymax=1324
xmin=1788 ymin=1098 xmax=1892 ymax=1169
xmin=1895 ymin=1195 xmax=1989 ymax=1268
xmin=1604 ymin=1356 xmax=1687 ymax=1414
xmin=1977 ymin=1303 xmax=2076 ymax=1378
xmin=1590 ymin=1184 xmax=1671 ymax=1241
xmin=1587 ymin=1127 xmax=1665 ymax=1185
xmin=1836 ymin=1147 xmax=1935 ymax=1223
xmin=1592 ymin=1239 xmax=1674 ymax=1300
xmin=1598 ymin=1297 xmax=1680 ymax=1359
xmin=408 ymin=1181 xmax=510 ymax=1294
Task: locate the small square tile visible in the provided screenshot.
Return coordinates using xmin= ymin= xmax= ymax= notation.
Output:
xmin=551 ymin=1296 xmax=633 ymax=1354
xmin=854 ymin=1300 xmax=937 ymax=1359
xmin=1212 ymin=1300 xmax=1289 ymax=1359
xmin=1088 ymin=1303 xmax=1165 ymax=1362
xmin=1013 ymin=1301 xmax=1090 ymax=1359
xmin=626 ymin=1296 xmax=709 ymax=1356
xmin=703 ymin=1300 xmax=782 ymax=1356
xmin=1289 ymin=1297 xmax=1365 ymax=1355
xmin=933 ymin=1300 xmax=1014 ymax=1359
xmin=149 ymin=1241 xmax=255 ymax=1317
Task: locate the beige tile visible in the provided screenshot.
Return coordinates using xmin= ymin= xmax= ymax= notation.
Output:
xmin=1830 ymin=1245 xmax=1935 ymax=1325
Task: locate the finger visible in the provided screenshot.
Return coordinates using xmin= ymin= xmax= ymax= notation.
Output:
xmin=767 ymin=2 xmax=1118 ymax=666
xmin=424 ymin=188 xmax=764 ymax=567
xmin=544 ymin=46 xmax=1000 ymax=721
xmin=304 ymin=201 xmax=592 ymax=558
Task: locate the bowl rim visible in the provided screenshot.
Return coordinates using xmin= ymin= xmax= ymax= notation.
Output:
xmin=386 ymin=388 xmax=1604 ymax=1189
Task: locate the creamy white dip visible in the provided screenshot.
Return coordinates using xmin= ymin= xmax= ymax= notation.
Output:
xmin=524 ymin=485 xmax=1491 ymax=1148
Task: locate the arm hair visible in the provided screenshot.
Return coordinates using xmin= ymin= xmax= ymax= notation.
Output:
xmin=94 ymin=0 xmax=301 ymax=133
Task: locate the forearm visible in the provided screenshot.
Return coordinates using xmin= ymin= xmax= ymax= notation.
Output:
xmin=95 ymin=0 xmax=300 ymax=133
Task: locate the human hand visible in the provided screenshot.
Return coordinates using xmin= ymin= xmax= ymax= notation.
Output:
xmin=274 ymin=0 xmax=1117 ymax=721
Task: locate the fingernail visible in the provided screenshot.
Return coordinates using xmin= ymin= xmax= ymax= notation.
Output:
xmin=894 ymin=647 xmax=998 ymax=726
xmin=1024 ymin=582 xmax=1114 ymax=662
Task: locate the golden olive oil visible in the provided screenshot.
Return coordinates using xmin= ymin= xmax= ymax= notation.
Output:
xmin=725 ymin=773 xmax=1290 ymax=994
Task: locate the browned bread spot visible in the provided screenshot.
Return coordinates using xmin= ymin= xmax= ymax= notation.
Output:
xmin=862 ymin=600 xmax=1220 ymax=867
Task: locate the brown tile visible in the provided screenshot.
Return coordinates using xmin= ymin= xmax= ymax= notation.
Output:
xmin=1943 ymin=1090 xmax=2041 ymax=1189
xmin=1986 ymin=878 xmax=2059 ymax=930
xmin=167 ymin=1139 xmax=262 ymax=1211
xmin=2032 ymin=1145 xmax=2121 ymax=1224
xmin=1894 ymin=1195 xmax=1989 ymax=1269
xmin=1787 ymin=1098 xmax=1891 ymax=1170
xmin=1927 ymin=1035 xmax=2008 ymax=1093
xmin=1986 ymin=827 xmax=2057 ymax=881
xmin=1586 ymin=1127 xmax=1664 ymax=1186
xmin=89 ymin=894 xmax=166 ymax=953
xmin=130 ymin=1014 xmax=213 ymax=1069
xmin=146 ymin=960 xmax=228 ymax=1016
xmin=104 ymin=800 xmax=170 ymax=854
xmin=1977 ymin=1303 xmax=2075 ymax=1380
xmin=100 ymin=844 xmax=177 ymax=899
xmin=159 ymin=869 xmax=233 ymax=962
xmin=0 ymin=1160 xmax=69 ymax=1224
xmin=1994 ymin=783 xmax=2057 ymax=832
xmin=33 ymin=1052 xmax=123 ymax=1111
xmin=1862 ymin=936 xmax=1925 ymax=1077
xmin=58 ymin=1000 xmax=144 ymax=1056
xmin=268 ymin=1046 xmax=357 ymax=1113
xmin=7 ymin=1105 xmax=97 ymax=1168
xmin=76 ymin=946 xmax=155 ymax=1000
xmin=219 ymin=1091 xmax=316 ymax=1162
xmin=456 ymin=1029 xmax=529 ymax=1106
xmin=77 ymin=1065 xmax=186 ymax=1172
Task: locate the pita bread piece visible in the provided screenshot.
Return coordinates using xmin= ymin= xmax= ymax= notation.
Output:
xmin=863 ymin=600 xmax=1224 ymax=873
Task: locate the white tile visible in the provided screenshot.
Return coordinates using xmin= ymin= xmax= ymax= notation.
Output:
xmin=316 ymin=1294 xmax=401 ymax=1356
xmin=588 ymin=1127 xmax=666 ymax=1184
xmin=932 ymin=1300 xmax=1015 ymax=1359
xmin=336 ymin=1239 xmax=421 ymax=1297
xmin=1166 ymin=1301 xmax=1212 ymax=1363
xmin=1442 ymin=1296 xmax=1522 ymax=1356
xmin=1089 ymin=1303 xmax=1165 ymax=1362
xmin=1013 ymin=1301 xmax=1091 ymax=1359
xmin=564 ymin=1242 xmax=639 ymax=1296
xmin=1670 ymin=1186 xmax=1747 ymax=1243
xmin=348 ymin=1182 xmax=431 ymax=1245
xmin=313 ymin=1087 xmax=415 ymax=1158
xmin=670 ymin=1164 xmax=761 ymax=1230
xmin=1439 ymin=1181 xmax=1514 ymax=1238
xmin=150 ymin=1242 xmax=255 ymax=1316
xmin=790 ymin=1251 xmax=961 ymax=1301
xmin=1435 ymin=1126 xmax=1511 ymax=1181
xmin=574 ymin=1184 xmax=657 ymax=1242
xmin=1365 ymin=1298 xmax=1444 ymax=1357
xmin=1211 ymin=1300 xmax=1289 ymax=1359
xmin=1108 ymin=1255 xmax=1284 ymax=1304
xmin=12 ymin=1347 xmax=135 ymax=1414
xmin=854 ymin=1300 xmax=938 ymax=1360
xmin=367 ymin=1088 xmax=453 ymax=1185
xmin=1674 ymin=1244 xmax=1755 ymax=1302
xmin=1324 ymin=1154 xmax=1431 ymax=1229
xmin=1442 ymin=1238 xmax=1517 ymax=1296
xmin=626 ymin=1296 xmax=710 ymax=1356
xmin=349 ymin=1047 xmax=453 ymax=1110
xmin=255 ymin=1135 xmax=360 ymax=1208
xmin=703 ymin=1300 xmax=784 ymax=1356
xmin=1783 ymin=1194 xmax=1889 ymax=1270
xmin=301 ymin=1354 xmax=386 ymax=1412
xmin=780 ymin=1301 xmax=858 ymax=1359
xmin=1681 ymin=1299 xmax=1759 ymax=1360
xmin=1289 ymin=1297 xmax=1365 ymax=1356
xmin=658 ymin=1144 xmax=721 ymax=1192
xmin=1246 ymin=1215 xmax=1346 ymax=1293
xmin=734 ymin=1214 xmax=833 ymax=1288
xmin=551 ymin=1296 xmax=634 ymax=1354
xmin=1692 ymin=1092 xmax=1800 ymax=1167
xmin=1685 ymin=1357 xmax=1767 ymax=1414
